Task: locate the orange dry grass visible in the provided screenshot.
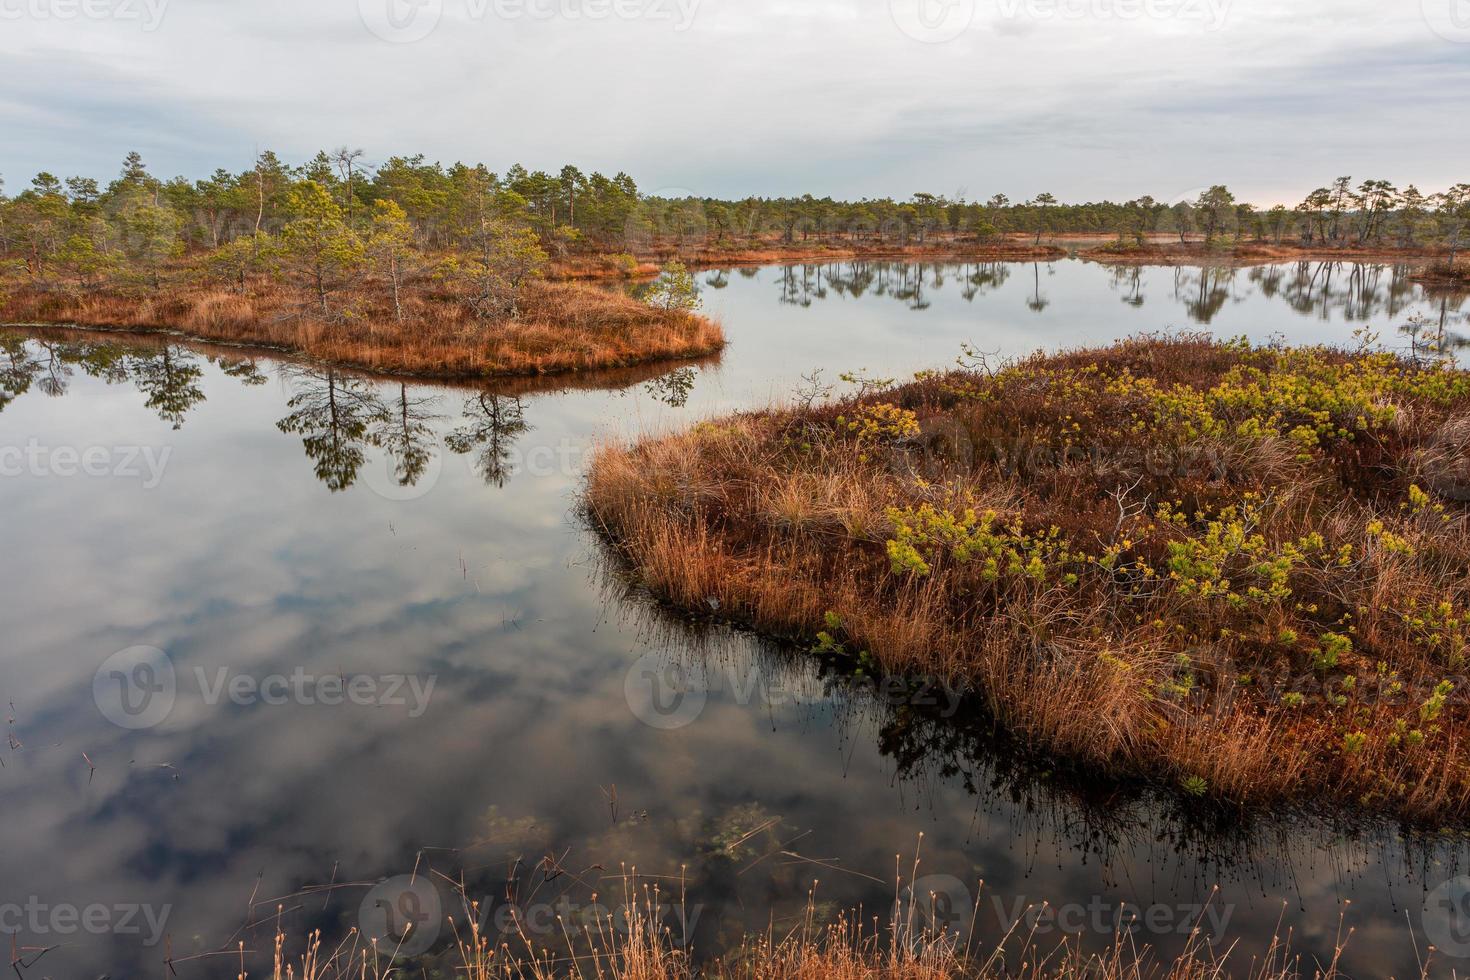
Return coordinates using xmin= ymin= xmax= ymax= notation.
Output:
xmin=551 ymin=254 xmax=662 ymax=280
xmin=261 ymin=892 xmax=1353 ymax=980
xmin=586 ymin=337 xmax=1470 ymax=824
xmin=1 ymin=278 xmax=724 ymax=380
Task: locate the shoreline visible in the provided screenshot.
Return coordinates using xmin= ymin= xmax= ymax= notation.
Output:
xmin=549 ymin=236 xmax=1463 ymax=281
xmin=5 ymin=240 xmax=1452 ymax=387
xmin=633 ymin=239 xmax=1071 ymax=270
xmin=2 ymin=320 xmax=725 ymax=393
xmin=1073 ymin=239 xmax=1462 ymax=269
xmin=0 ymin=278 xmax=726 ymax=382
xmin=545 ymin=240 xmax=1071 ymax=282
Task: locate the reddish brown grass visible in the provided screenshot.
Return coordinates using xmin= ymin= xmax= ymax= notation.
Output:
xmin=1 ymin=277 xmax=724 ymax=380
xmin=586 ymin=336 xmax=1470 ymax=824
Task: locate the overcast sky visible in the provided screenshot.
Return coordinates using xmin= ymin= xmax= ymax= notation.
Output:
xmin=2 ymin=0 xmax=1467 ymax=204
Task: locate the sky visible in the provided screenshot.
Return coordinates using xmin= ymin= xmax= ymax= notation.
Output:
xmin=1 ymin=0 xmax=1468 ymax=205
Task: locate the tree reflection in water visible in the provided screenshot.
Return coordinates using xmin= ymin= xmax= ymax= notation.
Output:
xmin=688 ymin=259 xmax=1468 ymax=329
xmin=274 ymin=367 xmax=390 ymax=492
xmin=374 ymin=382 xmax=444 ymax=489
xmin=130 ymin=345 xmax=206 ymax=429
xmin=594 ymin=561 xmax=1470 ymax=907
xmin=5 ymin=258 xmax=1464 ymax=496
xmin=0 ymin=333 xmax=714 ymax=493
xmin=644 ymin=366 xmax=696 ymax=408
xmin=0 ymin=332 xmax=205 ymax=425
xmin=445 ymin=392 xmax=529 ymax=488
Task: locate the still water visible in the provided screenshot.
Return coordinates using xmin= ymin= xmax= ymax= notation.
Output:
xmin=1 ymin=259 xmax=1467 ymax=976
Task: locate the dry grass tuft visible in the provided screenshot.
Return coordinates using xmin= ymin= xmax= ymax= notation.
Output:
xmin=255 ymin=880 xmax=1364 ymax=980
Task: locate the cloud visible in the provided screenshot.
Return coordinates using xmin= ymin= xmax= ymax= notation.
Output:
xmin=0 ymin=0 xmax=1465 ymax=201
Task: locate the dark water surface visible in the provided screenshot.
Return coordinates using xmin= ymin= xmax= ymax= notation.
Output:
xmin=2 ymin=259 xmax=1468 ymax=976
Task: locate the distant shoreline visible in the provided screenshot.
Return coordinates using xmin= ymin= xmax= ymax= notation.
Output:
xmin=552 ymin=233 xmax=1465 ymax=278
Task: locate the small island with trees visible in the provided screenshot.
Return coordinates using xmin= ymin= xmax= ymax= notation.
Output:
xmin=0 ymin=151 xmax=724 ymax=379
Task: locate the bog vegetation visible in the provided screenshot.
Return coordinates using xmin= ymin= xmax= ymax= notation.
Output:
xmin=587 ymin=333 xmax=1470 ymax=824
xmin=0 ymin=158 xmax=1465 ymax=369
xmin=229 ymin=872 xmax=1352 ymax=980
xmin=0 ymin=152 xmax=722 ymax=377
xmin=1 ymin=155 xmax=1466 ymax=284
xmin=252 ymin=910 xmax=1344 ymax=980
